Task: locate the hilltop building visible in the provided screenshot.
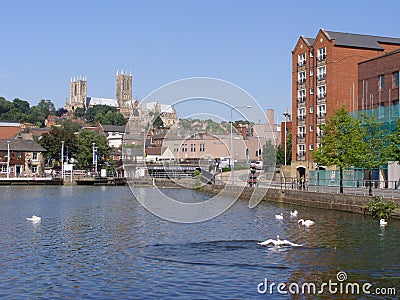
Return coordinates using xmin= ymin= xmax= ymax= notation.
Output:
xmin=291 ymin=29 xmax=400 ymax=179
xmin=65 ymin=70 xmax=137 ymax=118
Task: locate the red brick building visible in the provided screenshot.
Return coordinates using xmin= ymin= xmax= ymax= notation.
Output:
xmin=358 ymin=49 xmax=400 ymax=111
xmin=291 ymin=29 xmax=400 ymax=178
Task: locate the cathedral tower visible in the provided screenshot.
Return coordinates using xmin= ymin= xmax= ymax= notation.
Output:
xmin=67 ymin=76 xmax=87 ymax=112
xmin=116 ymin=70 xmax=133 ymax=117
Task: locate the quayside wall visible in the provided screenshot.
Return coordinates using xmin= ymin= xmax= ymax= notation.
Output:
xmin=200 ymin=185 xmax=400 ymax=219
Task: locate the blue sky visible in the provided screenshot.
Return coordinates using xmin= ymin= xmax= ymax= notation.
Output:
xmin=2 ymin=0 xmax=400 ymax=122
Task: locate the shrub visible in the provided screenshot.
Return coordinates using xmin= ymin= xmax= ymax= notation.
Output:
xmin=365 ymin=196 xmax=397 ymax=220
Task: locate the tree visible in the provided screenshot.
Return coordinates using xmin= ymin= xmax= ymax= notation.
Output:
xmin=85 ymin=105 xmax=118 ymax=124
xmin=61 ymin=119 xmax=82 ymax=134
xmin=38 ymin=127 xmax=78 ymax=166
xmin=74 ymin=107 xmax=85 ymax=118
xmin=312 ymin=107 xmax=364 ymax=193
xmin=36 ymin=99 xmax=56 ymax=116
xmin=389 ymin=118 xmax=400 ymax=162
xmin=0 ymin=97 xmax=10 ymax=114
xmin=153 ymin=114 xmax=164 ymax=129
xmin=262 ymin=139 xmax=277 ymax=167
xmin=76 ymin=130 xmax=110 ymax=170
xmin=55 ymin=107 xmax=68 ymax=117
xmin=357 ymin=113 xmax=390 ymax=196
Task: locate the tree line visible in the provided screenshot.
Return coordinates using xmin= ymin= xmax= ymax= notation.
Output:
xmin=0 ymin=97 xmax=127 ymax=127
xmin=0 ymin=97 xmax=64 ymax=127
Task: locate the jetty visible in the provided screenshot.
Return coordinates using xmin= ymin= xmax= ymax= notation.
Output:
xmin=0 ymin=177 xmax=62 ymax=185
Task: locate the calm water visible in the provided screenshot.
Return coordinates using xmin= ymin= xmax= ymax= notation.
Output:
xmin=0 ymin=186 xmax=398 ymax=299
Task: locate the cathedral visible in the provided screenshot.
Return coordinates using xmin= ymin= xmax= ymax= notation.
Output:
xmin=65 ymin=71 xmax=179 ymax=126
xmin=65 ymin=70 xmax=137 ymax=118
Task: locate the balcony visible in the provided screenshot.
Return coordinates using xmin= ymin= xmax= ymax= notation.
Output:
xmin=317 ymin=55 xmax=327 ymax=66
xmin=297 ymin=97 xmax=306 ymax=107
xmin=317 ymin=113 xmax=326 ymax=124
xmin=297 ymin=115 xmax=306 ymax=125
xmin=317 ymin=74 xmax=326 ymax=85
xmin=297 ymin=133 xmax=306 ymax=142
xmin=297 ymin=79 xmax=306 ymax=89
xmin=297 ymin=152 xmax=306 ymax=161
xmin=297 ymin=61 xmax=306 ymax=71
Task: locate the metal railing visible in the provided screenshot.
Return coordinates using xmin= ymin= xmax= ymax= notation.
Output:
xmin=277 ymin=177 xmax=400 ymax=199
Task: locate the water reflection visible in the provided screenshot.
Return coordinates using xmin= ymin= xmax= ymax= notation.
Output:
xmin=0 ymin=186 xmax=398 ymax=299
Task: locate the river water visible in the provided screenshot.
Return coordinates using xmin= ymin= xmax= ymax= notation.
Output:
xmin=0 ymin=186 xmax=398 ymax=299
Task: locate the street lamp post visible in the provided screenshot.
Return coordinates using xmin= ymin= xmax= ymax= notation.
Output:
xmin=92 ymin=142 xmax=97 ymax=175
xmin=230 ymin=105 xmax=252 ymax=185
xmin=61 ymin=141 xmax=65 ymax=180
xmin=283 ymin=112 xmax=290 ymax=166
xmin=7 ymin=140 xmax=10 ymax=179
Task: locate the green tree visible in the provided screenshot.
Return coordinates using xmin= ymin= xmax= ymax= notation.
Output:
xmin=36 ymin=99 xmax=56 ymax=116
xmin=312 ymin=107 xmax=364 ymax=193
xmin=357 ymin=113 xmax=390 ymax=196
xmin=0 ymin=97 xmax=10 ymax=114
xmin=262 ymin=139 xmax=277 ymax=167
xmin=38 ymin=127 xmax=78 ymax=166
xmin=11 ymin=98 xmax=30 ymax=114
xmin=61 ymin=119 xmax=82 ymax=134
xmin=74 ymin=107 xmax=85 ymax=118
xmin=76 ymin=130 xmax=110 ymax=170
xmin=85 ymin=105 xmax=118 ymax=124
xmin=153 ymin=114 xmax=164 ymax=129
xmin=389 ymin=118 xmax=400 ymax=162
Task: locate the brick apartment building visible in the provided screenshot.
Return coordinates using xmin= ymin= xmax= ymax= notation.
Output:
xmin=291 ymin=29 xmax=400 ymax=179
xmin=358 ymin=48 xmax=400 ymax=113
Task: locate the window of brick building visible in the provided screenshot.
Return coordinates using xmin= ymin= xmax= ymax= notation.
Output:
xmin=317 ymin=47 xmax=326 ymax=60
xmin=298 ymin=53 xmax=306 ymax=66
xmin=379 ymin=75 xmax=385 ymax=90
xmin=393 ymin=72 xmax=399 ymax=88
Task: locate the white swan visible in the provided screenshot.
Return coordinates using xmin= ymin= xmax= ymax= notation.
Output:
xmin=275 ymin=213 xmax=283 ymax=220
xmin=298 ymin=219 xmax=314 ymax=227
xmin=26 ymin=215 xmax=41 ymax=222
xmin=380 ymin=219 xmax=387 ymax=226
xmin=258 ymin=235 xmax=302 ymax=247
xmin=290 ymin=210 xmax=298 ymax=217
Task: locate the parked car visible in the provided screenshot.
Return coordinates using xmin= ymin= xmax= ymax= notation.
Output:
xmin=250 ymin=161 xmax=263 ymax=170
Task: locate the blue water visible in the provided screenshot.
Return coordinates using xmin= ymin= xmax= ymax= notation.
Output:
xmin=0 ymin=186 xmax=398 ymax=299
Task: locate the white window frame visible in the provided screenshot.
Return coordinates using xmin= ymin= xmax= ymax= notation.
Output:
xmin=298 ymin=144 xmax=306 ymax=156
xmin=317 ymin=105 xmax=326 ymax=118
xmin=298 ymin=89 xmax=306 ymax=102
xmin=298 ymin=108 xmax=306 ymax=119
xmin=317 ymin=66 xmax=326 ymax=80
xmin=298 ymin=126 xmax=306 ymax=137
xmin=32 ymin=152 xmax=38 ymax=161
xmin=317 ymin=85 xmax=326 ymax=98
xmin=298 ymin=71 xmax=306 ymax=84
xmin=318 ymin=47 xmax=326 ymax=60
xmin=298 ymin=53 xmax=306 ymax=66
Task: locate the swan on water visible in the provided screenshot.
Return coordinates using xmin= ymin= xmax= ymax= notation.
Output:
xmin=380 ymin=219 xmax=387 ymax=226
xmin=290 ymin=210 xmax=298 ymax=217
xmin=298 ymin=219 xmax=314 ymax=227
xmin=26 ymin=215 xmax=41 ymax=222
xmin=275 ymin=213 xmax=283 ymax=220
xmin=258 ymin=235 xmax=302 ymax=247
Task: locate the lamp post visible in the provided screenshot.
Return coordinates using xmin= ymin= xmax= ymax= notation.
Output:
xmin=7 ymin=140 xmax=10 ymax=178
xmin=92 ymin=142 xmax=96 ymax=174
xmin=230 ymin=105 xmax=252 ymax=184
xmin=61 ymin=141 xmax=65 ymax=180
xmin=283 ymin=112 xmax=290 ymax=166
